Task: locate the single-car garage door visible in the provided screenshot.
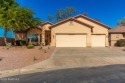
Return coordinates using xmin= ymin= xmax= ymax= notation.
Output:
xmin=56 ymin=34 xmax=86 ymax=47
xmin=91 ymin=35 xmax=105 ymax=47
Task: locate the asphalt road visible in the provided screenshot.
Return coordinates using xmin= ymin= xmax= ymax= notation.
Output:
xmin=1 ymin=64 xmax=125 ymax=83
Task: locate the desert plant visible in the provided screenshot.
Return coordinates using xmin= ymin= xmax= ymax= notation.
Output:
xmin=48 ymin=46 xmax=50 ymax=49
xmin=42 ymin=43 xmax=44 ymax=46
xmin=0 ymin=57 xmax=3 ymax=61
xmin=6 ymin=42 xmax=12 ymax=50
xmin=44 ymin=50 xmax=47 ymax=53
xmin=0 ymin=58 xmax=2 ymax=61
xmin=19 ymin=41 xmax=23 ymax=48
xmin=39 ymin=46 xmax=42 ymax=50
xmin=33 ymin=56 xmax=37 ymax=61
xmin=116 ymin=39 xmax=125 ymax=47
xmin=27 ymin=44 xmax=34 ymax=49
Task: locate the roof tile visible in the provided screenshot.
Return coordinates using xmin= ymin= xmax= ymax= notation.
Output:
xmin=109 ymin=26 xmax=125 ymax=33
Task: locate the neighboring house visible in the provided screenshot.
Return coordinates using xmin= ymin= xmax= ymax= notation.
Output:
xmin=109 ymin=26 xmax=125 ymax=46
xmin=50 ymin=14 xmax=111 ymax=47
xmin=15 ymin=22 xmax=53 ymax=45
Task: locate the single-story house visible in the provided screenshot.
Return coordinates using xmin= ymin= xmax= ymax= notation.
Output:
xmin=15 ymin=14 xmax=111 ymax=47
xmin=50 ymin=14 xmax=110 ymax=47
xmin=15 ymin=22 xmax=53 ymax=45
xmin=109 ymin=26 xmax=125 ymax=46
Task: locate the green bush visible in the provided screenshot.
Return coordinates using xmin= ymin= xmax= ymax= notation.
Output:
xmin=116 ymin=39 xmax=125 ymax=47
xmin=6 ymin=42 xmax=12 ymax=49
xmin=27 ymin=44 xmax=34 ymax=49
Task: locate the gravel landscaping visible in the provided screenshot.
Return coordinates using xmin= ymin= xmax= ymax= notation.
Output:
xmin=0 ymin=46 xmax=55 ymax=71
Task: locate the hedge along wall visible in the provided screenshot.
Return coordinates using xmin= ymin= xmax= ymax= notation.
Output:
xmin=0 ymin=37 xmax=15 ymax=46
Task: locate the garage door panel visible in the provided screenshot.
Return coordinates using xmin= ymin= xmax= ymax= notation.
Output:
xmin=92 ymin=35 xmax=105 ymax=47
xmin=56 ymin=35 xmax=86 ymax=47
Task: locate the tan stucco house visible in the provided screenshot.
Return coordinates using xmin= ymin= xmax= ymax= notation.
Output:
xmin=15 ymin=22 xmax=53 ymax=45
xmin=50 ymin=15 xmax=110 ymax=47
xmin=109 ymin=26 xmax=125 ymax=46
xmin=15 ymin=14 xmax=110 ymax=47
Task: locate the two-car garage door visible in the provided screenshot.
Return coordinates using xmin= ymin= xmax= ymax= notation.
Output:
xmin=56 ymin=35 xmax=86 ymax=47
xmin=56 ymin=34 xmax=106 ymax=47
xmin=91 ymin=35 xmax=105 ymax=47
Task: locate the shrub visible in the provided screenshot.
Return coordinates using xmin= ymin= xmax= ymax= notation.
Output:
xmin=6 ymin=42 xmax=12 ymax=50
xmin=27 ymin=44 xmax=34 ymax=49
xmin=39 ymin=46 xmax=42 ymax=50
xmin=16 ymin=40 xmax=26 ymax=46
xmin=0 ymin=57 xmax=3 ymax=61
xmin=33 ymin=56 xmax=37 ymax=61
xmin=48 ymin=46 xmax=50 ymax=49
xmin=42 ymin=43 xmax=44 ymax=46
xmin=116 ymin=39 xmax=125 ymax=47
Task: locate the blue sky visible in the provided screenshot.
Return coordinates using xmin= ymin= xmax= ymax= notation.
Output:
xmin=1 ymin=0 xmax=125 ymax=37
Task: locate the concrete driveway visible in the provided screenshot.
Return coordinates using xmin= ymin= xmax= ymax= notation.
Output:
xmin=48 ymin=47 xmax=125 ymax=68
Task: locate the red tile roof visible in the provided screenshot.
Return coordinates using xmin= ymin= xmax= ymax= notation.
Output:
xmin=74 ymin=14 xmax=111 ymax=29
xmin=49 ymin=14 xmax=111 ymax=29
xmin=41 ymin=22 xmax=53 ymax=27
xmin=109 ymin=26 xmax=125 ymax=33
xmin=49 ymin=18 xmax=94 ymax=29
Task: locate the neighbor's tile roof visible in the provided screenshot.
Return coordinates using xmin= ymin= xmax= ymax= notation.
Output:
xmin=109 ymin=26 xmax=125 ymax=33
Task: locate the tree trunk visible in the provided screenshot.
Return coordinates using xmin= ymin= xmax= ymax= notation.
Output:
xmin=4 ymin=29 xmax=8 ymax=45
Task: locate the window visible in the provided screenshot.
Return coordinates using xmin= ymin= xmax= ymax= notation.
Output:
xmin=32 ymin=34 xmax=38 ymax=42
xmin=27 ymin=34 xmax=38 ymax=42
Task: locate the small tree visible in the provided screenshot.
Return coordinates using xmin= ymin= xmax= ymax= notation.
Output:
xmin=0 ymin=0 xmax=41 ymax=45
xmin=0 ymin=0 xmax=19 ymax=45
xmin=118 ymin=18 xmax=125 ymax=26
xmin=47 ymin=15 xmax=54 ymax=22
xmin=47 ymin=7 xmax=77 ymax=23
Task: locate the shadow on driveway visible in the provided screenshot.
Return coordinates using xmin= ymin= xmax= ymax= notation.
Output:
xmin=1 ymin=64 xmax=125 ymax=83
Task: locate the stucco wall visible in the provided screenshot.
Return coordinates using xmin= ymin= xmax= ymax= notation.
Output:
xmin=15 ymin=33 xmax=27 ymax=40
xmin=110 ymin=41 xmax=117 ymax=46
xmin=110 ymin=33 xmax=125 ymax=46
xmin=51 ymin=21 xmax=91 ymax=46
xmin=110 ymin=33 xmax=124 ymax=40
xmin=42 ymin=24 xmax=52 ymax=31
xmin=76 ymin=17 xmax=109 ymax=46
xmin=41 ymin=24 xmax=52 ymax=45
